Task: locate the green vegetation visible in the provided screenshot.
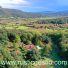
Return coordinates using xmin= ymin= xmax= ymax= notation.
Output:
xmin=0 ymin=17 xmax=68 ymax=68
xmin=0 ymin=28 xmax=68 ymax=68
xmin=0 ymin=24 xmax=29 ymax=30
xmin=32 ymin=17 xmax=68 ymax=24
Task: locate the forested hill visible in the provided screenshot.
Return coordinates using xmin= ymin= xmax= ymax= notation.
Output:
xmin=40 ymin=11 xmax=68 ymax=17
xmin=0 ymin=7 xmax=68 ymax=18
xmin=0 ymin=7 xmax=45 ymax=18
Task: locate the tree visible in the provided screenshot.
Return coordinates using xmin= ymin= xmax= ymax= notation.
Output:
xmin=8 ymin=33 xmax=16 ymax=42
xmin=60 ymin=36 xmax=68 ymax=60
xmin=25 ymin=49 xmax=41 ymax=61
xmin=0 ymin=31 xmax=8 ymax=45
xmin=19 ymin=47 xmax=27 ymax=59
xmin=32 ymin=34 xmax=40 ymax=45
xmin=41 ymin=34 xmax=50 ymax=44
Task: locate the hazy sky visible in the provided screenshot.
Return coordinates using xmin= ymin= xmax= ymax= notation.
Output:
xmin=0 ymin=0 xmax=68 ymax=12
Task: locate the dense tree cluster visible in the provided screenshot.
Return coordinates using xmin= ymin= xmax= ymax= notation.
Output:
xmin=32 ymin=17 xmax=68 ymax=24
xmin=0 ymin=30 xmax=68 ymax=68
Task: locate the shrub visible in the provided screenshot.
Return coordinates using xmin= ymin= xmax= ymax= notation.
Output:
xmin=41 ymin=34 xmax=50 ymax=44
xmin=19 ymin=47 xmax=27 ymax=59
xmin=8 ymin=33 xmax=16 ymax=42
xmin=49 ymin=33 xmax=62 ymax=44
xmin=20 ymin=33 xmax=33 ymax=44
xmin=20 ymin=33 xmax=28 ymax=44
xmin=60 ymin=36 xmax=68 ymax=60
xmin=32 ymin=34 xmax=40 ymax=45
xmin=0 ymin=31 xmax=8 ymax=45
xmin=15 ymin=35 xmax=21 ymax=42
xmin=25 ymin=49 xmax=41 ymax=61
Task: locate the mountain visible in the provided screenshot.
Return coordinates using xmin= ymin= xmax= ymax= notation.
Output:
xmin=0 ymin=7 xmax=45 ymax=18
xmin=0 ymin=7 xmax=68 ymax=18
xmin=40 ymin=11 xmax=68 ymax=17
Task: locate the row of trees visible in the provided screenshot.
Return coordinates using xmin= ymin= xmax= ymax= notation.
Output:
xmin=32 ymin=17 xmax=68 ymax=24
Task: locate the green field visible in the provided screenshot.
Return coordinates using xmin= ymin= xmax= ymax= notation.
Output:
xmin=0 ymin=25 xmax=29 ymax=30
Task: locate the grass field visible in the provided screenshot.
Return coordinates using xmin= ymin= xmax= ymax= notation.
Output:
xmin=0 ymin=25 xmax=29 ymax=30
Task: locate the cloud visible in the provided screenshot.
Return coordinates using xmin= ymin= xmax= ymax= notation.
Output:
xmin=0 ymin=0 xmax=29 ymax=4
xmin=0 ymin=0 xmax=30 ymax=8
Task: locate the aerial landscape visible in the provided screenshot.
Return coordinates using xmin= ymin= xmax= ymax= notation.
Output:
xmin=0 ymin=0 xmax=68 ymax=68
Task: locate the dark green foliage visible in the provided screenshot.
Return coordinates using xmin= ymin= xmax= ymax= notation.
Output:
xmin=32 ymin=34 xmax=40 ymax=45
xmin=8 ymin=33 xmax=16 ymax=42
xmin=41 ymin=46 xmax=47 ymax=57
xmin=33 ymin=17 xmax=68 ymax=24
xmin=49 ymin=33 xmax=63 ymax=56
xmin=59 ymin=36 xmax=68 ymax=61
xmin=50 ymin=33 xmax=62 ymax=44
xmin=0 ymin=31 xmax=8 ymax=45
xmin=20 ymin=32 xmax=33 ymax=44
xmin=27 ymin=33 xmax=33 ymax=41
xmin=41 ymin=34 xmax=50 ymax=44
xmin=0 ymin=30 xmax=68 ymax=68
xmin=25 ymin=49 xmax=40 ymax=61
xmin=19 ymin=47 xmax=27 ymax=59
xmin=20 ymin=33 xmax=29 ymax=44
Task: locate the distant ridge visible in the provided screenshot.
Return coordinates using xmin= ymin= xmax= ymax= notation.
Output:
xmin=0 ymin=7 xmax=44 ymax=18
xmin=0 ymin=7 xmax=68 ymax=18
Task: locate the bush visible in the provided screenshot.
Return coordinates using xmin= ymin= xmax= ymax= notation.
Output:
xmin=41 ymin=34 xmax=50 ymax=44
xmin=60 ymin=36 xmax=68 ymax=60
xmin=25 ymin=49 xmax=41 ymax=61
xmin=0 ymin=31 xmax=8 ymax=45
xmin=8 ymin=33 xmax=16 ymax=42
xmin=32 ymin=34 xmax=40 ymax=45
xmin=20 ymin=33 xmax=33 ymax=44
xmin=15 ymin=35 xmax=21 ymax=42
xmin=19 ymin=47 xmax=27 ymax=59
xmin=50 ymin=33 xmax=62 ymax=44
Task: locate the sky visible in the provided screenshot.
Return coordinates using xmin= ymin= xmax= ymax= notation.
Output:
xmin=0 ymin=0 xmax=68 ymax=12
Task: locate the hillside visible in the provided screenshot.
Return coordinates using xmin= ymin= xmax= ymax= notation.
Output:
xmin=39 ymin=11 xmax=68 ymax=17
xmin=0 ymin=7 xmax=68 ymax=18
xmin=0 ymin=7 xmax=44 ymax=18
